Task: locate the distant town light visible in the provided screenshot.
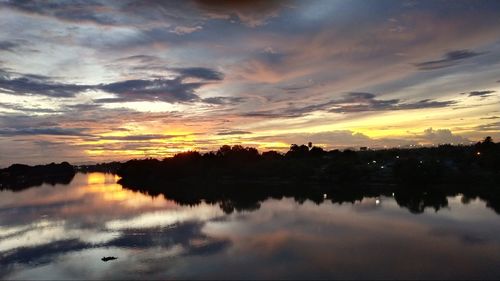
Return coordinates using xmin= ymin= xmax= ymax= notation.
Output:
xmin=391 ymin=193 xmax=395 ymax=197
xmin=375 ymin=199 xmax=381 ymax=205
xmin=396 ymin=156 xmax=400 ymax=159
xmin=380 ymin=166 xmax=384 ymax=169
xmin=323 ymin=193 xmax=327 ymax=199
xmin=476 ymin=151 xmax=481 ymax=156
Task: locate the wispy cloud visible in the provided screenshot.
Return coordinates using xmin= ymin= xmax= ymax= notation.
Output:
xmin=414 ymin=50 xmax=483 ymax=70
xmin=242 ymin=92 xmax=456 ymax=118
xmin=477 ymin=121 xmax=500 ymax=132
xmin=202 ymin=97 xmax=246 ymax=105
xmin=0 ymin=0 xmax=118 ymax=26
xmin=466 ymin=90 xmax=496 ymax=98
xmin=216 ymin=130 xmax=252 ymax=136
xmin=0 ymin=127 xmax=90 ymax=137
xmin=0 ymin=41 xmax=20 ymax=52
xmin=99 ymin=134 xmax=187 ymax=141
xmin=193 ymin=0 xmax=289 ymax=27
xmin=0 ymin=102 xmax=62 ymax=114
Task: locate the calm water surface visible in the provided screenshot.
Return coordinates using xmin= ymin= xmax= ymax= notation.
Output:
xmin=1 ymin=173 xmax=500 ymax=279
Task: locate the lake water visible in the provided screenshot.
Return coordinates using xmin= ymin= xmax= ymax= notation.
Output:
xmin=1 ymin=172 xmax=500 ymax=279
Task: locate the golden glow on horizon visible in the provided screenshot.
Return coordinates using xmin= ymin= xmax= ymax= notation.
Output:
xmin=83 ymin=173 xmax=167 ymax=204
xmin=62 ymin=96 xmax=499 ymax=162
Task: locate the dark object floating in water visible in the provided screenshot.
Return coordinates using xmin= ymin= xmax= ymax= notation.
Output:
xmin=101 ymin=256 xmax=118 ymax=262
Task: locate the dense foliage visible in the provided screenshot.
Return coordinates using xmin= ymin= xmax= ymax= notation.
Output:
xmin=116 ymin=137 xmax=500 ymax=186
xmin=0 ymin=162 xmax=75 ymax=190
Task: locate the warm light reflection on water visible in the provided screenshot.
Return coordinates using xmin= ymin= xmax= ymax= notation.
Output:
xmin=1 ymin=173 xmax=500 ymax=279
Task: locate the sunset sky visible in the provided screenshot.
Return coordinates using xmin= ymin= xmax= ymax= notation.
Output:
xmin=0 ymin=0 xmax=499 ymax=165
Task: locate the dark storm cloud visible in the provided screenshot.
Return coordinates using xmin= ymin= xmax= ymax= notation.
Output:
xmin=467 ymin=90 xmax=496 ymax=98
xmin=414 ymin=50 xmax=483 ymax=70
xmin=242 ymin=92 xmax=456 ymax=118
xmin=0 ymin=127 xmax=90 ymax=137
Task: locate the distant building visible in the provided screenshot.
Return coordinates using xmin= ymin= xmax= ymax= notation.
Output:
xmin=360 ymin=147 xmax=368 ymax=151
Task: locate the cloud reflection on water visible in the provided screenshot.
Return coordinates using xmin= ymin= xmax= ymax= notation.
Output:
xmin=1 ymin=173 xmax=500 ymax=279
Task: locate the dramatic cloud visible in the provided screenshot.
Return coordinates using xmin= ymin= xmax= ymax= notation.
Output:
xmin=0 ymin=66 xmax=224 ymax=103
xmin=1 ymin=0 xmax=500 ymax=165
xmin=414 ymin=50 xmax=483 ymax=70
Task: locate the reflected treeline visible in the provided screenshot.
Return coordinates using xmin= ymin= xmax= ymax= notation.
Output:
xmin=2 ymin=137 xmax=499 ymax=214
xmin=0 ymin=162 xmax=75 ymax=191
xmin=120 ymin=178 xmax=500 ymax=215
xmin=116 ymin=137 xmax=500 ymax=214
